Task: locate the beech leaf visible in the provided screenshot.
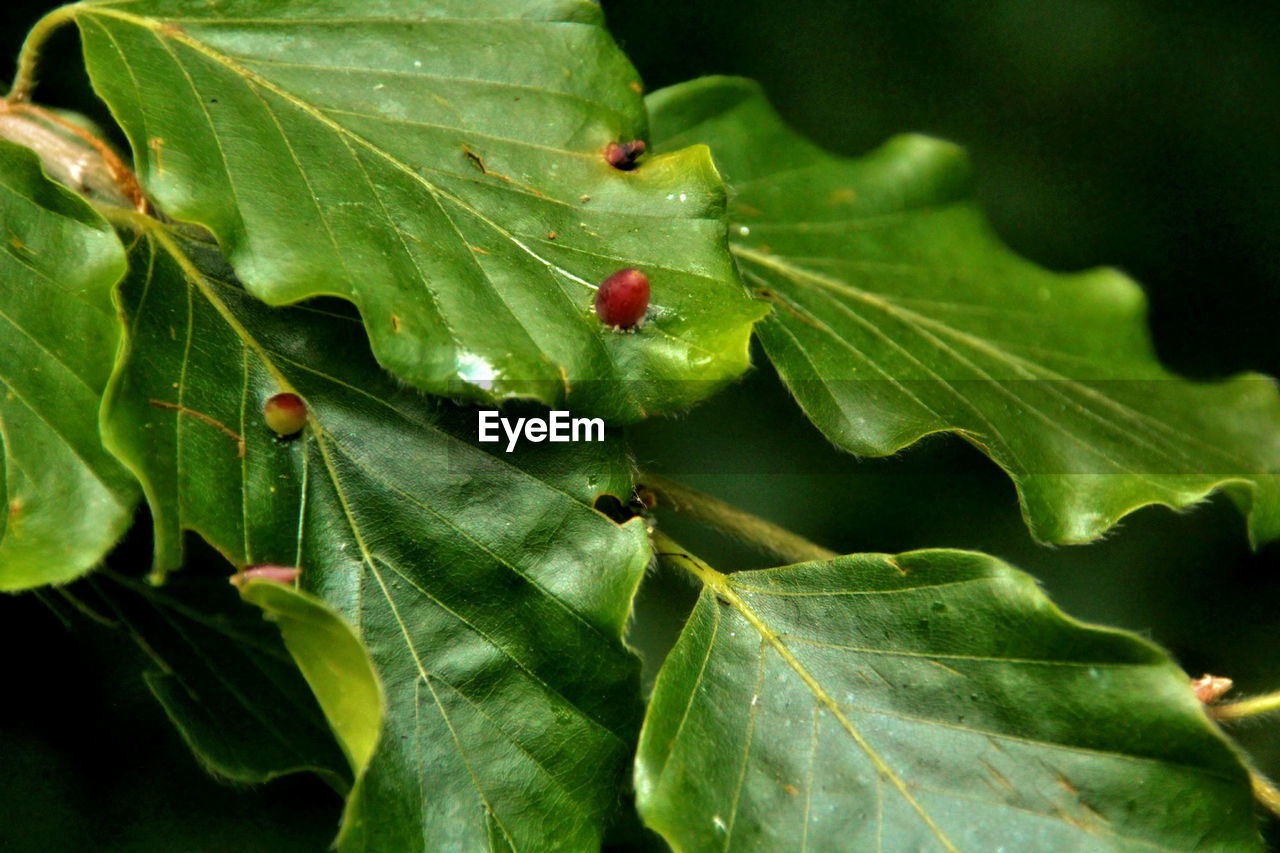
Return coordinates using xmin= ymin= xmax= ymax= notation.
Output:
xmin=636 ymin=549 xmax=1262 ymax=851
xmin=72 ymin=0 xmax=766 ymax=422
xmin=100 ymin=221 xmax=651 ymax=849
xmin=0 ymin=139 xmax=136 ymax=590
xmin=647 ymin=77 xmax=1280 ymax=545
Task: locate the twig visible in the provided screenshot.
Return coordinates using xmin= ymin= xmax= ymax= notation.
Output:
xmin=7 ymin=5 xmax=79 ymax=103
xmin=1213 ymin=690 xmax=1280 ymax=722
xmin=638 ymin=471 xmax=836 ymax=565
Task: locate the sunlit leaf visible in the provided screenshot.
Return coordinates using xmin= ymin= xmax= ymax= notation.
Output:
xmin=648 ymin=77 xmax=1280 ymax=545
xmin=100 ymin=221 xmax=650 ymax=849
xmin=637 ymin=547 xmax=1262 ymax=851
xmin=0 ymin=139 xmax=136 ymax=590
xmin=239 ymin=578 xmax=382 ymax=782
xmin=72 ymin=0 xmax=766 ymax=422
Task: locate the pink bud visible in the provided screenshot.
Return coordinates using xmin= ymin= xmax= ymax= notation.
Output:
xmin=1191 ymin=673 xmax=1233 ymax=704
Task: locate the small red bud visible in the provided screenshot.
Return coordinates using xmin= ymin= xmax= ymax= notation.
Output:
xmin=595 ymin=268 xmax=650 ymax=330
xmin=603 ymin=140 xmax=646 ymax=171
xmin=263 ymin=392 xmax=307 ymax=437
xmin=231 ymin=564 xmax=302 ymax=587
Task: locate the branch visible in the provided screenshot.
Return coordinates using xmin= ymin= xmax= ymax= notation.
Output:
xmin=638 ymin=471 xmax=836 ymax=565
xmin=1213 ymin=690 xmax=1280 ymax=723
xmin=7 ymin=5 xmax=79 ymax=103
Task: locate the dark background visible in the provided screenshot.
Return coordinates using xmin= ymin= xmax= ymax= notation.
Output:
xmin=2 ymin=1 xmax=1279 ymax=849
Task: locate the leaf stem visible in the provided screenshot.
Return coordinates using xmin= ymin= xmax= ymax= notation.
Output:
xmin=1250 ymin=770 xmax=1280 ymax=821
xmin=638 ymin=471 xmax=836 ymax=565
xmin=649 ymin=528 xmax=725 ymax=588
xmin=7 ymin=4 xmax=79 ymax=103
xmin=1213 ymin=690 xmax=1280 ymax=722
xmin=99 ymin=207 xmax=299 ymax=396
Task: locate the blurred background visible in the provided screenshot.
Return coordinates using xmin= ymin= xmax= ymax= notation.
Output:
xmin=2 ymin=0 xmax=1279 ymax=849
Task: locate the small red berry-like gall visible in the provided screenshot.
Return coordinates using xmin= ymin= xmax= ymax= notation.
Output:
xmin=603 ymin=140 xmax=646 ymax=171
xmin=595 ymin=268 xmax=650 ymax=330
xmin=263 ymin=392 xmax=307 ymax=437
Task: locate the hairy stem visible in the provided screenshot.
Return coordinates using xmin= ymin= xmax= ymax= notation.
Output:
xmin=1213 ymin=690 xmax=1280 ymax=722
xmin=638 ymin=471 xmax=836 ymax=565
xmin=7 ymin=5 xmax=79 ymax=103
xmin=1251 ymin=771 xmax=1280 ymax=821
xmin=649 ymin=528 xmax=722 ymax=587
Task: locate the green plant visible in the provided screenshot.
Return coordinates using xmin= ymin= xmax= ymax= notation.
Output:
xmin=3 ymin=2 xmax=1279 ymax=850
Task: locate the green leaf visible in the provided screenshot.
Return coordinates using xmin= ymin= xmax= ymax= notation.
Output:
xmin=71 ymin=0 xmax=766 ymax=422
xmin=101 ymin=221 xmax=651 ymax=850
xmin=647 ymin=77 xmax=1280 ymax=546
xmin=239 ymin=578 xmax=382 ymax=783
xmin=636 ymin=548 xmax=1262 ymax=851
xmin=0 ymin=139 xmax=136 ymax=590
xmin=73 ymin=570 xmax=351 ymax=787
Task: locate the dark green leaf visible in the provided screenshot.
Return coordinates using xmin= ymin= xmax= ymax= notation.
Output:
xmin=636 ymin=548 xmax=1262 ymax=851
xmin=647 ymin=77 xmax=1280 ymax=545
xmin=101 ymin=222 xmax=651 ymax=849
xmin=0 ymin=139 xmax=136 ymax=590
xmin=72 ymin=0 xmax=766 ymax=422
xmin=75 ymin=570 xmax=351 ymax=787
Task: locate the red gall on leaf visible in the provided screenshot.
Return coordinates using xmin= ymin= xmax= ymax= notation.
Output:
xmin=595 ymin=268 xmax=650 ymax=330
xmin=603 ymin=140 xmax=646 ymax=171
xmin=263 ymin=392 xmax=307 ymax=437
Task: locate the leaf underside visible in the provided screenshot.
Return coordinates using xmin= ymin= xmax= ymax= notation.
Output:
xmin=100 ymin=221 xmax=651 ymax=850
xmin=636 ymin=550 xmax=1262 ymax=851
xmin=74 ymin=0 xmax=766 ymax=423
xmin=647 ymin=77 xmax=1280 ymax=546
xmin=73 ymin=570 xmax=352 ymax=788
xmin=0 ymin=140 xmax=136 ymax=590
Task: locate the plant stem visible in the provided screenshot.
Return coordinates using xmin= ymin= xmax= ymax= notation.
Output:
xmin=649 ymin=528 xmax=724 ymax=588
xmin=638 ymin=471 xmax=836 ymax=565
xmin=1213 ymin=690 xmax=1280 ymax=722
xmin=7 ymin=5 xmax=79 ymax=103
xmin=1251 ymin=771 xmax=1280 ymax=821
